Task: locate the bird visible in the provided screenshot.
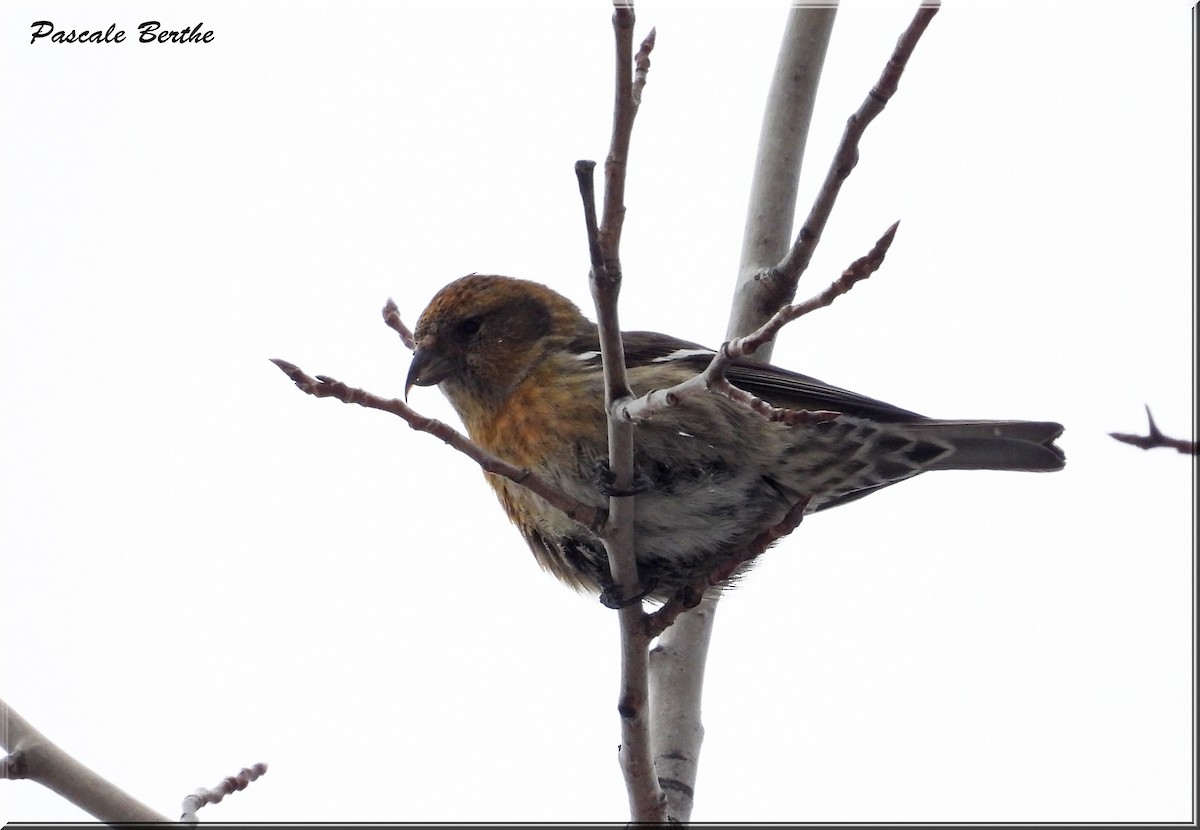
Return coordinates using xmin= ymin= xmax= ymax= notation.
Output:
xmin=405 ymin=274 xmax=1064 ymax=603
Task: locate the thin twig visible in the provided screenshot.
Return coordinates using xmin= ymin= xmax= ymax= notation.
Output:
xmin=575 ymin=161 xmax=605 ymax=271
xmin=618 ymin=222 xmax=899 ymax=424
xmin=734 ymin=220 xmax=899 ymax=357
xmin=584 ymin=2 xmax=667 ymax=823
xmin=270 ymin=359 xmax=606 ymax=530
xmin=1110 ymin=406 xmax=1197 ymax=454
xmin=598 ymin=2 xmax=652 ymax=268
xmin=575 ymin=161 xmax=640 ymax=592
xmin=632 ymin=28 xmax=655 ymax=105
xmin=381 ymin=298 xmax=416 ymax=350
xmin=773 ymin=3 xmax=938 ymax=287
xmin=180 ymin=763 xmax=269 ymax=825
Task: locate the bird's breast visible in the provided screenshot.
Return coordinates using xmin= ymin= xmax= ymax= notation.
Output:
xmin=467 ymin=363 xmax=606 ymax=471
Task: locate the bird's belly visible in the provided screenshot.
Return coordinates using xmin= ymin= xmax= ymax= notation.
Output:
xmin=535 ymin=438 xmax=801 ymax=596
xmin=625 ymin=470 xmax=795 ymax=589
xmin=476 ymin=385 xmax=937 ymax=598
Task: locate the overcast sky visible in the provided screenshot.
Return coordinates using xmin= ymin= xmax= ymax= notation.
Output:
xmin=1 ymin=0 xmax=1193 ymax=823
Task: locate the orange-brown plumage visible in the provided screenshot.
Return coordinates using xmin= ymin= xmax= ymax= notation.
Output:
xmin=407 ymin=274 xmax=1065 ymax=600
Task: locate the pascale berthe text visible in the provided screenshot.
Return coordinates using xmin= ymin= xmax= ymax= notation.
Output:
xmin=29 ymin=21 xmax=215 ymax=44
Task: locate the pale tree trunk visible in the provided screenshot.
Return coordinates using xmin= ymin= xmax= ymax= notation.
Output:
xmin=647 ymin=6 xmax=837 ymax=823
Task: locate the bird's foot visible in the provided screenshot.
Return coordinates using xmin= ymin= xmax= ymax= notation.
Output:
xmin=599 ymin=579 xmax=658 ymax=610
xmin=672 ymin=584 xmax=705 ymax=610
xmin=593 ymin=460 xmax=651 ymax=498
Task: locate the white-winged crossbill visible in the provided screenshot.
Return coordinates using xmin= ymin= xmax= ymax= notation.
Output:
xmin=406 ymin=274 xmax=1064 ymax=601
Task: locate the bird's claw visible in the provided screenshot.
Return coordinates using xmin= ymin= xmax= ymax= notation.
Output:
xmin=599 ymin=579 xmax=657 ymax=610
xmin=673 ymin=584 xmax=705 ymax=609
xmin=593 ymin=460 xmax=651 ymax=498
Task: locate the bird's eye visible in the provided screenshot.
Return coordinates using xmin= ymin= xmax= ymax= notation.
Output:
xmin=456 ymin=317 xmax=482 ymax=338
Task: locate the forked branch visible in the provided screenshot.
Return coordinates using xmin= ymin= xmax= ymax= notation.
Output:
xmin=1110 ymin=406 xmax=1197 ymax=454
xmin=578 ymin=3 xmax=667 ymax=822
xmin=740 ymin=2 xmax=939 ymax=326
xmin=618 ymin=221 xmax=900 ymax=424
xmin=0 ymin=697 xmax=171 ymax=823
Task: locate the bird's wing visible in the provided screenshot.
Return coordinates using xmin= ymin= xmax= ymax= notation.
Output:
xmin=720 ymin=360 xmax=928 ymax=423
xmin=614 ymin=330 xmax=929 ymax=424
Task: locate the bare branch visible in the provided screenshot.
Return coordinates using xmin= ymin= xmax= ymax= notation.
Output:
xmin=632 ymin=28 xmax=656 ymax=105
xmin=270 ymin=359 xmax=606 ymax=531
xmin=649 ymin=9 xmax=839 ymax=822
xmin=1110 ymin=406 xmax=1197 ymax=454
xmin=729 ymin=5 xmax=838 ymax=351
xmin=578 ymin=3 xmax=667 ymax=823
xmin=774 ymin=3 xmax=938 ymax=287
xmin=708 ymin=381 xmax=842 ymax=427
xmin=577 ymin=169 xmax=656 ymax=830
xmin=381 ymin=298 xmax=416 ymax=351
xmin=575 ymin=160 xmax=605 ymax=272
xmin=575 ymin=160 xmax=639 ymax=581
xmin=598 ymin=1 xmax=653 ymax=267
xmin=180 ymin=762 xmax=269 ymax=825
xmin=734 ymin=220 xmax=899 ymax=358
xmin=618 ymin=222 xmax=898 ymax=424
xmin=615 ymin=619 xmax=662 ymax=822
xmin=0 ymin=696 xmax=171 ymax=823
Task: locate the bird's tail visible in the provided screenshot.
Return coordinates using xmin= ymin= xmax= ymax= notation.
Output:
xmin=911 ymin=420 xmax=1065 ymax=472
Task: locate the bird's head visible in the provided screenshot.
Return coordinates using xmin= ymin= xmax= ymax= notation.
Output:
xmin=406 ymin=274 xmax=594 ymax=415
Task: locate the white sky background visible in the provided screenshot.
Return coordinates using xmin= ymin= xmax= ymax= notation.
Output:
xmin=1 ymin=0 xmax=1194 ymax=823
